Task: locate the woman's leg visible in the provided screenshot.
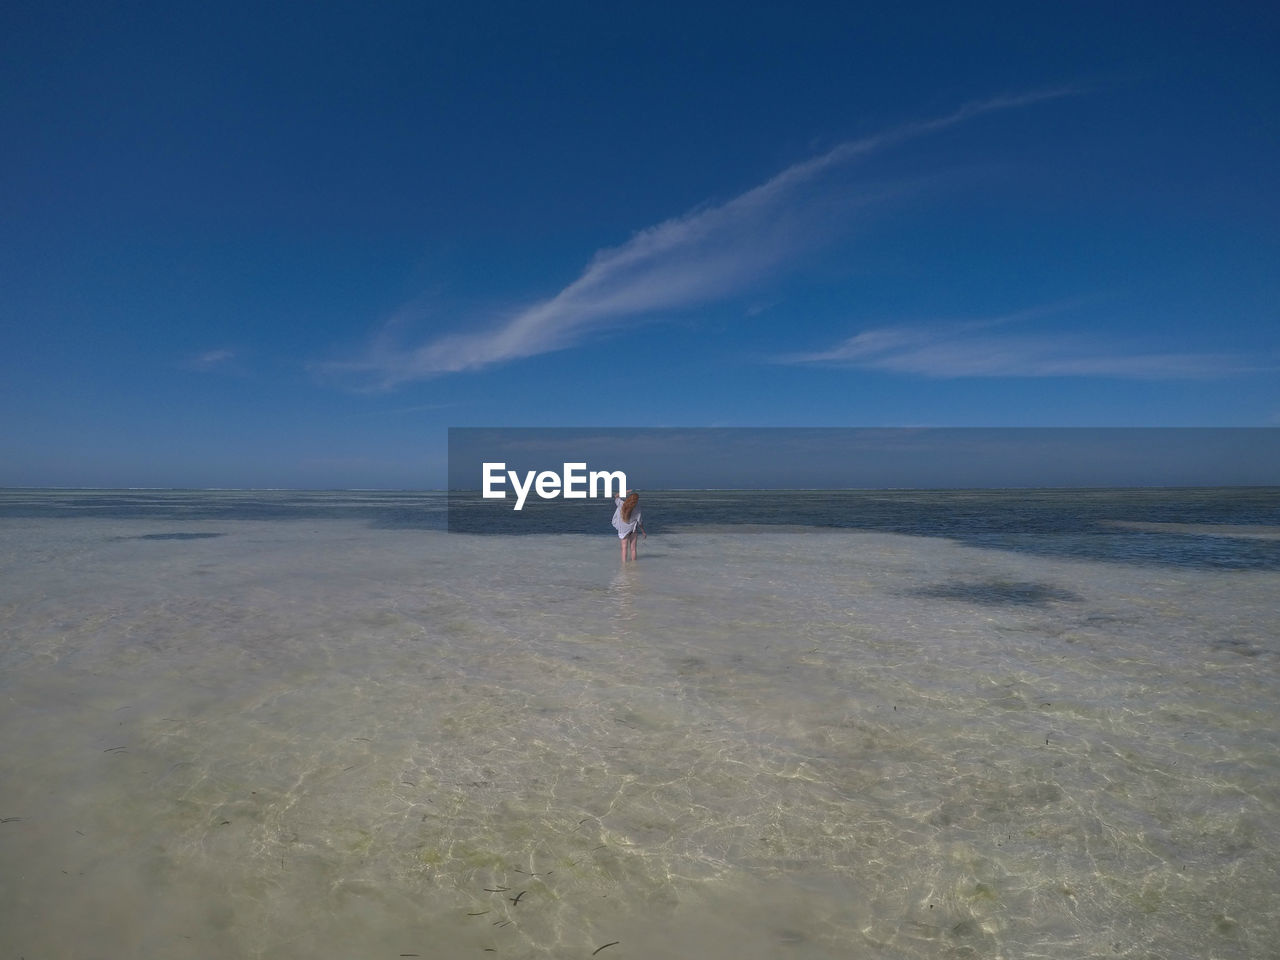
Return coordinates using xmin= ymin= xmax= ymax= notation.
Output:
xmin=620 ymin=534 xmax=628 ymax=562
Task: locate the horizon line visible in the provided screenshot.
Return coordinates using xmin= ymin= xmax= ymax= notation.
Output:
xmin=4 ymin=484 xmax=1279 ymax=494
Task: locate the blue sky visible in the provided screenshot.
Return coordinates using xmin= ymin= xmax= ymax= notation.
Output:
xmin=2 ymin=1 xmax=1277 ymax=488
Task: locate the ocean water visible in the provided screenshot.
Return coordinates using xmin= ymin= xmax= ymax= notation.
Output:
xmin=0 ymin=488 xmax=1277 ymax=959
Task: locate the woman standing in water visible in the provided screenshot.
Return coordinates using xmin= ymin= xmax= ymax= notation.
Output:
xmin=612 ymin=490 xmax=646 ymax=562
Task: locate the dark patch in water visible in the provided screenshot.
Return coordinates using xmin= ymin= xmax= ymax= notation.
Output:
xmin=910 ymin=579 xmax=1082 ymax=605
xmin=116 ymin=532 xmax=224 ymax=541
xmin=1212 ymin=636 xmax=1262 ymax=658
xmin=1082 ymin=613 xmax=1135 ymax=626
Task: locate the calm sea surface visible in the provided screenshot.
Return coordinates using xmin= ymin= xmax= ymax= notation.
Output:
xmin=1 ymin=489 xmax=1277 ymax=958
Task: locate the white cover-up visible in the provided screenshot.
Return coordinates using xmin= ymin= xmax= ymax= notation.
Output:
xmin=611 ymin=496 xmax=641 ymax=538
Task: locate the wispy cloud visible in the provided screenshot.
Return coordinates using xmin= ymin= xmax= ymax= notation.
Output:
xmin=331 ymin=88 xmax=1078 ymax=388
xmin=779 ymin=311 xmax=1262 ymax=379
xmin=190 ymin=348 xmax=236 ymax=370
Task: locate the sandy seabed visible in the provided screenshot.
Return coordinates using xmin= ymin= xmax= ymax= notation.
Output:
xmin=1 ymin=512 xmax=1277 ymax=959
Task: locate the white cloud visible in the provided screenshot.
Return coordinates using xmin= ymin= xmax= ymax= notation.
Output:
xmin=332 ymin=88 xmax=1078 ymax=388
xmin=779 ymin=313 xmax=1262 ymax=380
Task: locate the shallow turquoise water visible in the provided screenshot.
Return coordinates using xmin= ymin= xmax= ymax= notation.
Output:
xmin=0 ymin=492 xmax=1277 ymax=958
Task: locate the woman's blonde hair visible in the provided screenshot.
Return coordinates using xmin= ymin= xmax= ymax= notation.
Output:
xmin=621 ymin=490 xmax=639 ymax=522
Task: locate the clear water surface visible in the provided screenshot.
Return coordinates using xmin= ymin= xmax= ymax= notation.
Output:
xmin=1 ymin=489 xmax=1276 ymax=958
